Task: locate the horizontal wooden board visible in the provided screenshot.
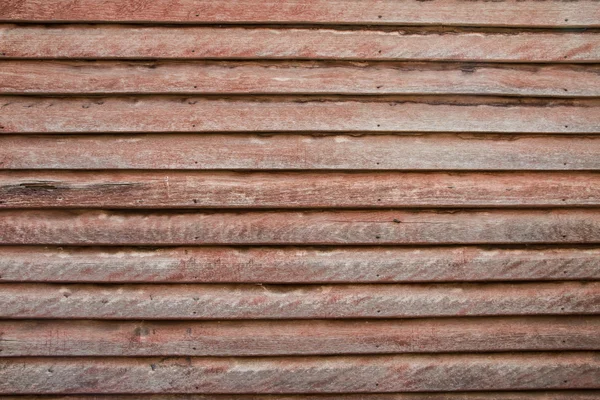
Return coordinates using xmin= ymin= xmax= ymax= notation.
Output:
xmin=2 ymin=171 xmax=600 ymax=209
xmin=1 ymin=246 xmax=599 ymax=283
xmin=1 ymin=393 xmax=599 ymax=400
xmin=1 ymin=97 xmax=599 ymax=134
xmin=1 ymin=353 xmax=599 ymax=393
xmin=1 ymin=209 xmax=599 ymax=245
xmin=2 ymin=317 xmax=599 ymax=356
xmin=2 ymin=0 xmax=598 ymax=27
xmin=2 ymin=134 xmax=599 ymax=171
xmin=2 ymin=25 xmax=599 ymax=62
xmin=1 ymin=282 xmax=598 ymax=319
xmin=2 ymin=61 xmax=599 ymax=97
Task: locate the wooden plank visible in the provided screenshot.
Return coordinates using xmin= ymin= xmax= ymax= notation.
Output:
xmin=0 ymin=282 xmax=598 ymax=319
xmin=1 ymin=394 xmax=599 ymax=400
xmin=1 ymin=353 xmax=599 ymax=393
xmin=2 ymin=61 xmax=599 ymax=97
xmin=1 ymin=317 xmax=598 ymax=356
xmin=2 ymin=134 xmax=599 ymax=171
xmin=1 ymin=246 xmax=599 ymax=283
xmin=2 ymin=171 xmax=600 ymax=209
xmin=1 ymin=97 xmax=599 ymax=134
xmin=2 ymin=0 xmax=598 ymax=27
xmin=2 ymin=25 xmax=599 ymax=62
xmin=1 ymin=209 xmax=599 ymax=245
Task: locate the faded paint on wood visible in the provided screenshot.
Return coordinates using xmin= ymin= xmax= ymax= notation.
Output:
xmin=2 ymin=25 xmax=599 ymax=62
xmin=1 ymin=393 xmax=599 ymax=400
xmin=1 ymin=96 xmax=599 ymax=133
xmin=1 ymin=353 xmax=599 ymax=393
xmin=1 ymin=209 xmax=599 ymax=245
xmin=2 ymin=0 xmax=598 ymax=26
xmin=2 ymin=171 xmax=600 ymax=208
xmin=1 ymin=246 xmax=599 ymax=283
xmin=2 ymin=134 xmax=598 ymax=170
xmin=1 ymin=317 xmax=598 ymax=356
xmin=0 ymin=282 xmax=597 ymax=319
xmin=2 ymin=61 xmax=599 ymax=97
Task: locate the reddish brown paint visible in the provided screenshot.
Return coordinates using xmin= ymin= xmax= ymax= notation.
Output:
xmin=1 ymin=317 xmax=599 ymax=356
xmin=2 ymin=25 xmax=599 ymax=61
xmin=2 ymin=61 xmax=599 ymax=97
xmin=1 ymin=96 xmax=599 ymax=133
xmin=1 ymin=209 xmax=599 ymax=245
xmin=1 ymin=0 xmax=599 ymax=397
xmin=1 ymin=171 xmax=599 ymax=208
xmin=1 ymin=246 xmax=599 ymax=283
xmin=1 ymin=282 xmax=598 ymax=319
xmin=1 ymin=353 xmax=599 ymax=393
xmin=2 ymin=134 xmax=599 ymax=170
xmin=2 ymin=0 xmax=598 ymax=26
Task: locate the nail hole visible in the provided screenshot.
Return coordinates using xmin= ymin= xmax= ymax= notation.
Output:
xmin=375 ymin=236 xmax=381 ymax=239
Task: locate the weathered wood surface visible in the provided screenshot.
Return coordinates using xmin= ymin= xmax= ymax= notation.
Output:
xmin=1 ymin=282 xmax=598 ymax=319
xmin=2 ymin=134 xmax=599 ymax=170
xmin=1 ymin=353 xmax=599 ymax=393
xmin=2 ymin=317 xmax=598 ymax=356
xmin=1 ymin=246 xmax=599 ymax=283
xmin=1 ymin=393 xmax=599 ymax=400
xmin=2 ymin=26 xmax=599 ymax=62
xmin=1 ymin=209 xmax=599 ymax=245
xmin=2 ymin=171 xmax=599 ymax=208
xmin=3 ymin=61 xmax=599 ymax=97
xmin=2 ymin=0 xmax=598 ymax=27
xmin=2 ymin=97 xmax=598 ymax=134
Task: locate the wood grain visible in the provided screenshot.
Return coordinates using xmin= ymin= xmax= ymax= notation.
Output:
xmin=1 ymin=393 xmax=599 ymax=400
xmin=2 ymin=134 xmax=599 ymax=171
xmin=2 ymin=25 xmax=599 ymax=62
xmin=1 ymin=97 xmax=599 ymax=134
xmin=2 ymin=171 xmax=599 ymax=208
xmin=1 ymin=317 xmax=598 ymax=356
xmin=1 ymin=209 xmax=599 ymax=245
xmin=2 ymin=61 xmax=599 ymax=97
xmin=1 ymin=246 xmax=599 ymax=283
xmin=1 ymin=353 xmax=599 ymax=393
xmin=1 ymin=282 xmax=598 ymax=319
xmin=2 ymin=0 xmax=598 ymax=26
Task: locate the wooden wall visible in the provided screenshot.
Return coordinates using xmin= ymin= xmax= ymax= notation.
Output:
xmin=0 ymin=0 xmax=599 ymax=398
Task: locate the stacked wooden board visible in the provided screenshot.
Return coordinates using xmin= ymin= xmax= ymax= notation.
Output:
xmin=0 ymin=0 xmax=599 ymax=397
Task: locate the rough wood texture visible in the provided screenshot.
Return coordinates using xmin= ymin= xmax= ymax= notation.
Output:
xmin=1 ymin=96 xmax=598 ymax=134
xmin=2 ymin=0 xmax=598 ymax=26
xmin=2 ymin=25 xmax=599 ymax=62
xmin=1 ymin=317 xmax=598 ymax=356
xmin=1 ymin=353 xmax=599 ymax=393
xmin=1 ymin=246 xmax=599 ymax=283
xmin=2 ymin=171 xmax=599 ymax=208
xmin=1 ymin=282 xmax=598 ymax=319
xmin=1 ymin=394 xmax=599 ymax=400
xmin=2 ymin=134 xmax=599 ymax=170
xmin=1 ymin=209 xmax=599 ymax=245
xmin=3 ymin=61 xmax=599 ymax=97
